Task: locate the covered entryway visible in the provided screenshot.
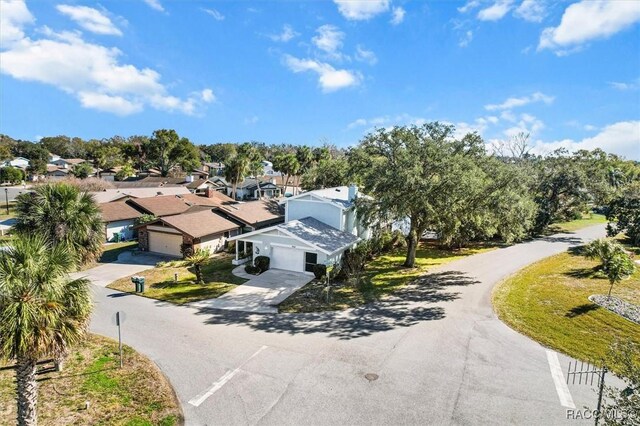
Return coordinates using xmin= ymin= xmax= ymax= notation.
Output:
xmin=148 ymin=231 xmax=182 ymax=257
xmin=270 ymin=246 xmax=304 ymax=272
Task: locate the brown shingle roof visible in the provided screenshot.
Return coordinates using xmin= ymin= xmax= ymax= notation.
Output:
xmin=64 ymin=158 xmax=86 ymax=164
xmin=128 ymin=195 xmax=192 ymax=217
xmin=216 ymin=200 xmax=283 ymax=227
xmin=160 ymin=209 xmax=239 ymax=238
xmin=100 ymin=201 xmax=143 ymax=222
xmin=182 ymin=192 xmax=235 ymax=206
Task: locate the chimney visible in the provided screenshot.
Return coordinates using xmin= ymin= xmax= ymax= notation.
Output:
xmin=205 ymin=187 xmax=215 ymax=198
xmin=348 ymin=184 xmax=358 ymax=202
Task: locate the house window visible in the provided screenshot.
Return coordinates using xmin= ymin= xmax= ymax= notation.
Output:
xmin=304 ymin=252 xmax=318 ymax=273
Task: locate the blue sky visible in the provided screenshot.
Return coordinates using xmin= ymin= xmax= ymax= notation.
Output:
xmin=1 ymin=0 xmax=639 ymax=159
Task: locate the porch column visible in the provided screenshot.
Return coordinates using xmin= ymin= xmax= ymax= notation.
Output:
xmin=235 ymin=240 xmax=239 ymax=261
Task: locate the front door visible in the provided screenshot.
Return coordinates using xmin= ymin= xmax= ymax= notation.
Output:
xmin=304 ymin=252 xmax=318 ymax=273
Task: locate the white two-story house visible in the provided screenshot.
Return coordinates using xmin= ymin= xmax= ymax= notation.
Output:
xmin=229 ymin=185 xmax=369 ymax=274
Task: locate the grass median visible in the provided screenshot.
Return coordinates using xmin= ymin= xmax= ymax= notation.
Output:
xmin=0 ymin=334 xmax=182 ymax=426
xmin=107 ymin=253 xmax=246 ymax=305
xmin=493 ymin=248 xmax=640 ymax=369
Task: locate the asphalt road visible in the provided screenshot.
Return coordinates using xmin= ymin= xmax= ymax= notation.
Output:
xmin=89 ymin=225 xmax=617 ymax=425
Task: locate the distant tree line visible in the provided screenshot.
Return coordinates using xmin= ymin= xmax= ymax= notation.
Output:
xmin=1 ymin=123 xmax=638 ymax=264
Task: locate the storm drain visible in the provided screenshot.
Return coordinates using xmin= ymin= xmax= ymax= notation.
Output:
xmin=364 ymin=373 xmax=379 ymax=382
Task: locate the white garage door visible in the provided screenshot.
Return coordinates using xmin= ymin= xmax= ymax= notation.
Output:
xmin=148 ymin=231 xmax=183 ymax=257
xmin=270 ymin=246 xmax=304 ymax=272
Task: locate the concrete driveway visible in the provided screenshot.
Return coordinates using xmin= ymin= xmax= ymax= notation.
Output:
xmin=70 ymin=252 xmax=167 ymax=288
xmin=189 ymin=269 xmax=313 ymax=313
xmin=89 ymin=225 xmax=616 ymax=425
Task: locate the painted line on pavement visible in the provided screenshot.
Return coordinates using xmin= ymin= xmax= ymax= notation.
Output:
xmin=546 ymin=350 xmax=575 ymax=409
xmin=188 ymin=345 xmax=269 ymax=407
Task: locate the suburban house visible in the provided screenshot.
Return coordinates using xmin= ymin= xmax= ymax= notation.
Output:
xmin=229 ymin=178 xmax=282 ymax=200
xmin=202 ymin=162 xmax=224 ymax=176
xmin=99 ymin=166 xmax=123 ymax=181
xmin=99 ymin=200 xmax=143 ymax=241
xmin=229 ymin=185 xmax=366 ymax=274
xmin=186 ymin=178 xmax=226 ymax=195
xmin=215 ymin=200 xmax=284 ymax=231
xmin=90 ymin=186 xmax=191 ymax=203
xmin=45 ymin=164 xmax=71 ymax=179
xmin=96 ymin=188 xmax=237 ymax=242
xmin=137 ymin=207 xmax=240 ymax=257
xmin=4 ymin=157 xmax=29 ymax=168
xmin=49 ymin=158 xmax=86 ymax=168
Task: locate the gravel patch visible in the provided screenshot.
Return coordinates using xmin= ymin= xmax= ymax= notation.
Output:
xmin=588 ymin=295 xmax=640 ymax=325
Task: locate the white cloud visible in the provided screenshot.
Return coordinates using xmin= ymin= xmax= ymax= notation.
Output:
xmin=269 ymin=24 xmax=299 ymax=42
xmin=458 ymin=1 xmax=480 ymax=14
xmin=202 ymin=8 xmax=224 ymax=21
xmin=609 ymin=79 xmax=640 ymax=91
xmin=539 ymin=1 xmax=640 ymax=54
xmin=514 ymin=0 xmax=546 ymax=23
xmin=78 ymin=91 xmax=142 ymax=115
xmin=347 ymin=118 xmax=368 ymax=129
xmin=390 ymin=7 xmax=405 ymax=25
xmin=244 ymin=115 xmax=259 ymax=125
xmin=485 ymin=91 xmax=554 ymax=111
xmin=459 ymin=30 xmax=473 ymax=47
xmin=333 ymin=0 xmax=390 ymax=20
xmin=531 ymin=121 xmax=640 ymax=160
xmin=200 ymin=88 xmax=215 ymax=103
xmin=477 ymin=0 xmax=514 ymax=21
xmin=355 ymin=45 xmax=377 ymax=65
xmin=284 ymin=55 xmax=361 ymax=92
xmin=0 ymin=8 xmax=212 ymax=116
xmin=503 ymin=113 xmax=545 ymax=138
xmin=0 ymin=0 xmax=34 ymax=47
xmin=56 ymin=4 xmax=122 ymax=36
xmin=143 ymin=0 xmax=164 ymax=12
xmin=312 ymin=25 xmax=344 ymax=58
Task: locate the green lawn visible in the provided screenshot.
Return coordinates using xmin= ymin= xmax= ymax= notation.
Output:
xmin=0 ymin=334 xmax=182 ymax=426
xmin=493 ymin=249 xmax=639 ymax=371
xmin=107 ymin=253 xmax=246 ymax=304
xmin=0 ymin=202 xmax=17 ymax=220
xmin=549 ymin=213 xmax=607 ymax=233
xmin=279 ymin=241 xmax=497 ymax=313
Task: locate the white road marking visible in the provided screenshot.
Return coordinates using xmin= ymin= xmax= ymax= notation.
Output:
xmin=188 ymin=345 xmax=268 ymax=407
xmin=546 ymin=350 xmax=576 ymax=409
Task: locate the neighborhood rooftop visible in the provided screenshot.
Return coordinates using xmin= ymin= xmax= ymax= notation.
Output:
xmin=99 ymin=201 xmax=143 ymax=223
xmin=157 ymin=208 xmax=239 ymax=239
xmin=217 ymin=200 xmax=283 ymax=227
xmin=280 ymin=217 xmax=359 ymax=254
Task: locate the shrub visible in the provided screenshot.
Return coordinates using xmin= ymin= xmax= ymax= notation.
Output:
xmin=390 ymin=230 xmax=406 ymax=248
xmin=254 ymin=255 xmax=270 ymax=272
xmin=313 ymin=264 xmax=327 ymax=280
xmin=134 ymin=214 xmax=157 ymax=226
xmin=244 ymin=264 xmax=261 ymax=275
xmin=225 ymin=241 xmax=236 ymax=254
xmin=180 ymin=243 xmax=194 ymax=258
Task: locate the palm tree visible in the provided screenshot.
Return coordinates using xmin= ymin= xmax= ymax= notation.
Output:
xmin=223 ymin=155 xmax=250 ymax=200
xmin=14 ymin=183 xmax=103 ymax=265
xmin=0 ymin=235 xmax=93 ymax=426
xmin=185 ymin=248 xmax=211 ymax=284
xmin=249 ymin=159 xmax=264 ymax=198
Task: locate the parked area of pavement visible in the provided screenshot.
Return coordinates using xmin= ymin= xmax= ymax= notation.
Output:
xmin=188 ymin=267 xmax=313 ymax=313
xmin=87 ymin=225 xmax=624 ymax=425
xmin=71 ymin=252 xmax=168 ymax=288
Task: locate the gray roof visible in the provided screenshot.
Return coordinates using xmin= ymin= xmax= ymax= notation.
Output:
xmin=280 ymin=217 xmax=359 ymax=254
